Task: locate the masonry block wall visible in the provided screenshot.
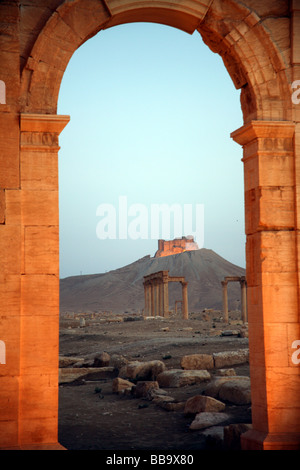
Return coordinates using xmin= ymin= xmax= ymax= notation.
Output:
xmin=0 ymin=0 xmax=299 ymax=450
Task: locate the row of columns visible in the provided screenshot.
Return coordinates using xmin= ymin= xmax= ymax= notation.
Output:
xmin=221 ymin=276 xmax=248 ymax=323
xmin=143 ymin=271 xmax=188 ymax=319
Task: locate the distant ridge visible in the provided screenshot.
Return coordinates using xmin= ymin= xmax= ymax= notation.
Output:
xmin=59 ymin=249 xmax=245 ymax=314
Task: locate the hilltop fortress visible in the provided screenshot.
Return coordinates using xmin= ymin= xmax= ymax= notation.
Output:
xmin=154 ymin=236 xmax=199 ymax=258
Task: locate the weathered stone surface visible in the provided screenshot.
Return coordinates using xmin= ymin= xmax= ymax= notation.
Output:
xmin=190 ymin=412 xmax=231 ymax=431
xmin=224 ymin=423 xmax=253 ymax=450
xmin=159 ymin=401 xmax=186 ymax=411
xmin=112 ymin=377 xmax=134 ymax=394
xmin=213 ymin=349 xmax=249 ymax=368
xmin=218 ymin=378 xmax=251 ymax=405
xmin=157 ymin=369 xmax=211 ymax=388
xmin=110 ymin=354 xmax=128 ymax=370
xmin=181 ymin=354 xmax=214 ymax=370
xmin=93 ymin=352 xmax=110 ymax=367
xmin=59 ymin=356 xmax=84 ymax=368
xmin=132 ymin=381 xmax=159 ymax=398
xmin=59 ymin=367 xmax=117 ymax=384
xmin=119 ymin=360 xmax=166 ymax=381
xmin=184 ymin=395 xmax=226 ymax=415
xmin=216 ymin=369 xmax=236 ymax=377
xmin=204 ymin=376 xmax=251 ymax=405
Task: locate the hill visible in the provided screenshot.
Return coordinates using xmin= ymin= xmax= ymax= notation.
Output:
xmin=59 ymin=249 xmax=246 ymax=315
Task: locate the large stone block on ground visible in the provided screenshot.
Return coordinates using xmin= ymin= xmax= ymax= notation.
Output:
xmin=184 ymin=395 xmax=226 ymax=415
xmin=112 ymin=377 xmax=134 ymax=394
xmin=213 ymin=349 xmax=249 ymax=368
xmin=119 ymin=360 xmax=166 ymax=381
xmin=190 ymin=412 xmax=231 ymax=430
xmin=157 ymin=369 xmax=211 ymax=388
xmin=204 ymin=376 xmax=251 ymax=405
xmin=132 ymin=381 xmax=159 ymax=398
xmin=59 ymin=367 xmax=117 ymax=384
xmin=181 ymin=354 xmax=214 ymax=370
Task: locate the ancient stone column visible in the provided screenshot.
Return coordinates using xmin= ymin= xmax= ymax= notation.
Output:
xmin=159 ymin=281 xmax=164 ymax=317
xmin=181 ymin=282 xmax=188 ymax=320
xmin=162 ymin=272 xmax=169 ymax=317
xmin=231 ymin=120 xmax=300 ymax=450
xmin=240 ymin=279 xmax=247 ymax=323
xmin=144 ymin=282 xmax=151 ymax=316
xmin=221 ymin=281 xmax=229 ymax=324
xmin=150 ymin=283 xmax=155 ymax=317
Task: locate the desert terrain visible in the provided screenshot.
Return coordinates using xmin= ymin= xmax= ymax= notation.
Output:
xmin=58 ymin=309 xmax=251 ymax=451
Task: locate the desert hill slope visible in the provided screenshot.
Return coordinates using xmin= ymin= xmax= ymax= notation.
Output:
xmin=59 ymin=249 xmax=245 ymax=314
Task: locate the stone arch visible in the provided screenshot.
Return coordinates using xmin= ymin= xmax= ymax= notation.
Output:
xmin=1 ymin=0 xmax=299 ymax=451
xmin=20 ymin=0 xmax=293 ymax=122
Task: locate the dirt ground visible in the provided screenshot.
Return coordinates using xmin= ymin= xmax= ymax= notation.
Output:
xmin=58 ymin=310 xmax=251 ymax=451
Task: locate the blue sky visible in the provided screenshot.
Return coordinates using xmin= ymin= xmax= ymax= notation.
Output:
xmin=57 ymin=22 xmax=245 ymax=279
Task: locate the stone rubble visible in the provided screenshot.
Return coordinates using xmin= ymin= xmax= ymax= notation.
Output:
xmin=59 ymin=347 xmax=252 ymax=447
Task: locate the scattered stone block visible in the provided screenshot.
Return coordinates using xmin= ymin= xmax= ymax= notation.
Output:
xmin=159 ymin=401 xmax=186 ymax=411
xmin=157 ymin=369 xmax=211 ymax=388
xmin=184 ymin=395 xmax=225 ymax=415
xmin=216 ymin=368 xmax=236 ymax=377
xmin=93 ymin=351 xmax=110 ymax=367
xmin=59 ymin=356 xmax=84 ymax=368
xmin=132 ymin=381 xmax=159 ymax=398
xmin=119 ymin=360 xmax=166 ymax=381
xmin=112 ymin=377 xmax=134 ymax=394
xmin=181 ymin=354 xmax=214 ymax=370
xmin=213 ymin=349 xmax=249 ymax=368
xmin=190 ymin=412 xmax=230 ymax=430
xmin=204 ymin=376 xmax=251 ymax=405
xmin=218 ymin=378 xmax=251 ymax=405
xmin=59 ymin=367 xmax=117 ymax=384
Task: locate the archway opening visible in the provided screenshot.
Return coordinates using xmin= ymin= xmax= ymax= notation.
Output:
xmin=57 ymin=22 xmax=248 ymax=450
xmin=57 ymin=23 xmax=244 ymax=279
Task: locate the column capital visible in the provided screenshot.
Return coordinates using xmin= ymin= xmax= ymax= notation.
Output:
xmin=231 ymin=120 xmax=295 ymax=146
xmin=20 ymin=113 xmax=70 ymax=152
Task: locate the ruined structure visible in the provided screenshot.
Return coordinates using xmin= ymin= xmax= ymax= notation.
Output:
xmin=143 ymin=271 xmax=188 ymax=319
xmin=154 ymin=236 xmax=199 ymax=257
xmin=221 ymin=276 xmax=247 ymax=324
xmin=0 ymin=0 xmax=300 ymax=451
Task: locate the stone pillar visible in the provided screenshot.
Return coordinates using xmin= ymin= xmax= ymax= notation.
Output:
xmin=144 ymin=282 xmax=150 ymax=316
xmin=231 ymin=120 xmax=300 ymax=450
xmin=151 ymin=283 xmax=155 ymax=317
xmin=162 ymin=273 xmax=169 ymax=317
xmin=0 ymin=113 xmax=69 ymax=449
xmin=221 ymin=281 xmax=229 ymax=324
xmin=240 ymin=279 xmax=247 ymax=323
xmin=159 ymin=281 xmax=164 ymax=317
xmin=154 ymin=281 xmax=159 ymax=317
xmin=181 ymin=282 xmax=188 ymax=320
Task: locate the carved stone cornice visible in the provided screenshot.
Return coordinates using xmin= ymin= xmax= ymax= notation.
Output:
xmin=20 ymin=114 xmax=70 ymax=151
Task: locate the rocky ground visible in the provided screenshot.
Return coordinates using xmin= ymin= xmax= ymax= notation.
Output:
xmin=58 ymin=309 xmax=251 ymax=451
